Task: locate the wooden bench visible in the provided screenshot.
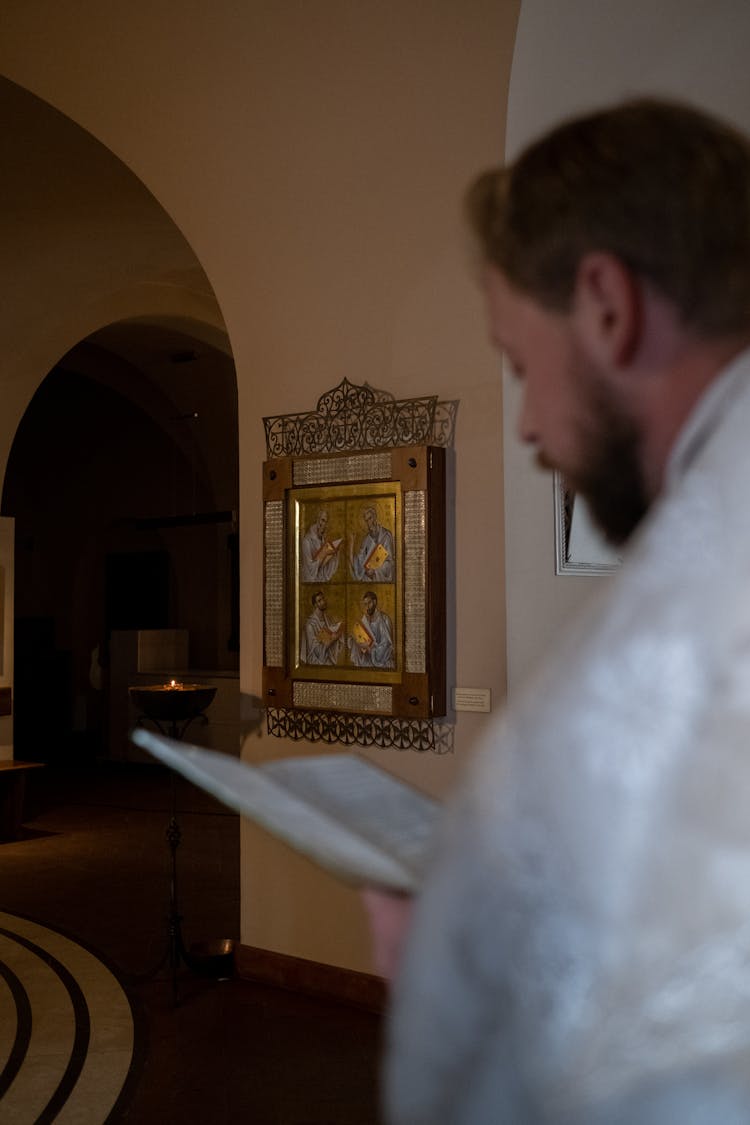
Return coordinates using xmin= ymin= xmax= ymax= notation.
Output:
xmin=0 ymin=761 xmax=44 ymax=841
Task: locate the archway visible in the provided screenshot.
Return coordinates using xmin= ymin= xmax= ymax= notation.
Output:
xmin=2 ymin=319 xmax=238 ymax=762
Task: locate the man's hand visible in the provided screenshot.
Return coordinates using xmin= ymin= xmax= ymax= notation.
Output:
xmin=361 ymin=888 xmax=414 ymax=983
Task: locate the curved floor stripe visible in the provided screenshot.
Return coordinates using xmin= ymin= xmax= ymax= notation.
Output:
xmin=0 ymin=930 xmax=72 ymax=1120
xmin=0 ymin=928 xmax=91 ymax=1124
xmin=0 ymin=960 xmax=31 ymax=1098
xmin=0 ymin=913 xmax=136 ymax=1123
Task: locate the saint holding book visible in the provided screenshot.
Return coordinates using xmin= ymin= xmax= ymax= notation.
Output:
xmin=348 ymin=591 xmax=395 ymax=669
xmin=300 ymin=590 xmax=344 ymax=665
xmin=300 ymin=508 xmax=342 ymax=583
xmin=349 ymin=504 xmax=395 ymax=582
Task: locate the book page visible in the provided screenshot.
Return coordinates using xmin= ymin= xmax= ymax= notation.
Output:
xmin=352 ymin=622 xmax=374 ymax=647
xmin=364 ymin=543 xmax=389 ymax=571
xmin=131 ymin=728 xmax=441 ymax=893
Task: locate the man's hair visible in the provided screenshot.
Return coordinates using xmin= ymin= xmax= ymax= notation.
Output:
xmin=363 ymin=591 xmax=377 ymax=607
xmin=466 ymin=98 xmax=750 ymax=336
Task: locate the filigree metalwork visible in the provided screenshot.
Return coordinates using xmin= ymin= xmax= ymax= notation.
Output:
xmin=264 ymin=378 xmax=457 ymax=457
xmin=266 ymin=708 xmax=454 ymax=753
xmin=432 ymin=400 xmax=459 ymax=448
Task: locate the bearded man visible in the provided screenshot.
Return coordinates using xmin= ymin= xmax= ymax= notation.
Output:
xmin=368 ymin=98 xmax=750 ymax=1124
xmin=348 ymin=591 xmax=395 ymax=669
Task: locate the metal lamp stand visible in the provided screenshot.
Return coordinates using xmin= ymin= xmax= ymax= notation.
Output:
xmin=155 ymin=713 xmax=208 ymax=1005
xmin=130 ymin=683 xmax=217 ymax=1004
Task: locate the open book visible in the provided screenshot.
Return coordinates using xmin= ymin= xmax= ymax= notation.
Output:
xmin=317 ymin=621 xmax=343 ymax=645
xmin=351 ymin=621 xmax=374 ymax=648
xmin=314 ymin=537 xmax=342 ymax=561
xmin=364 ymin=542 xmax=389 ymax=572
xmin=130 ymin=727 xmax=441 ymax=893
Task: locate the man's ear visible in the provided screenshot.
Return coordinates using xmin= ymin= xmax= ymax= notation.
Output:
xmin=572 ymin=252 xmax=640 ymax=368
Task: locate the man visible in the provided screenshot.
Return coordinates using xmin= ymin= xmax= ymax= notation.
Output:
xmin=300 ymin=508 xmax=341 ymax=583
xmin=348 ymin=591 xmax=395 ymax=669
xmin=372 ymin=99 xmax=750 ymax=1123
xmin=349 ymin=504 xmax=395 ymax=582
xmin=300 ymin=590 xmax=343 ymax=666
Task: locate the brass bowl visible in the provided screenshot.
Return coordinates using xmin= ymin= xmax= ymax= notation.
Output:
xmin=129 ymin=684 xmax=217 ymax=723
xmin=188 ymin=938 xmax=235 ymax=979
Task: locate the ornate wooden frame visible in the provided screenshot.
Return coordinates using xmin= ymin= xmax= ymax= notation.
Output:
xmin=262 ymin=380 xmax=455 ymax=750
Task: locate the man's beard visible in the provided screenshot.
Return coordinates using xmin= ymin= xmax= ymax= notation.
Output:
xmin=541 ymin=373 xmax=651 ymax=547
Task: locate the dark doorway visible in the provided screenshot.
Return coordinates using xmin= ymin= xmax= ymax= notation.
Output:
xmin=105 ymin=550 xmax=170 ymax=634
xmin=2 ymin=325 xmax=239 ymax=763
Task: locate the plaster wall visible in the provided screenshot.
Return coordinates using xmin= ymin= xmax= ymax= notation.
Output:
xmin=0 ymin=2 xmax=519 ymax=972
xmin=504 ymin=0 xmax=750 ymax=693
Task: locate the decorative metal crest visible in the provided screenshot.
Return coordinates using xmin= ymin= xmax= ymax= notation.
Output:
xmin=264 ymin=378 xmax=457 ymax=458
xmin=267 ymin=708 xmax=454 ymax=754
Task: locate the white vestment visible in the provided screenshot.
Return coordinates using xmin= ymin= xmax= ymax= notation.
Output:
xmin=301 ymin=525 xmax=340 ymax=583
xmin=300 ymin=610 xmax=343 ymax=666
xmin=386 ymin=350 xmax=750 ymax=1123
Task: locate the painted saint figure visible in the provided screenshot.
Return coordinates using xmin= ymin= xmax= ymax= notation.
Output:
xmin=300 ymin=509 xmax=342 ymax=583
xmin=300 ymin=590 xmax=344 ymax=666
xmin=348 ymin=591 xmax=395 ymax=669
xmin=349 ymin=505 xmax=395 ymax=582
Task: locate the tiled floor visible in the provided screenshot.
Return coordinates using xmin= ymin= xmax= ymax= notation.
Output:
xmin=0 ymin=910 xmax=135 ymax=1122
xmin=1 ymin=762 xmax=384 ymax=1124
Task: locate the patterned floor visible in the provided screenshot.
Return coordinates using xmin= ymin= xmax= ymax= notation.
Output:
xmin=0 ymin=763 xmax=382 ymax=1123
xmin=0 ymin=911 xmax=137 ymax=1124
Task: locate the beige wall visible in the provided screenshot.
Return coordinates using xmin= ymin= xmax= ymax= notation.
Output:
xmin=0 ymin=2 xmax=519 ymax=972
